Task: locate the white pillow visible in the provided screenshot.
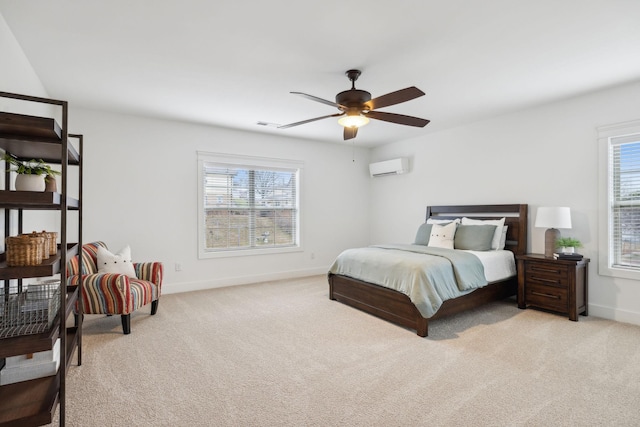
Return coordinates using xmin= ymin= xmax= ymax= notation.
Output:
xmin=428 ymin=222 xmax=457 ymax=249
xmin=500 ymin=226 xmax=508 ymax=249
xmin=461 ymin=217 xmax=506 ymax=250
xmin=97 ymin=245 xmax=137 ymax=278
xmin=427 ymin=218 xmax=461 ymax=225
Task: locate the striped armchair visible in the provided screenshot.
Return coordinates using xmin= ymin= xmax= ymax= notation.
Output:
xmin=66 ymin=241 xmax=163 ymax=334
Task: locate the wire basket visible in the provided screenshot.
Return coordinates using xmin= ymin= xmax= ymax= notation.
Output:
xmin=0 ymin=281 xmax=60 ymax=339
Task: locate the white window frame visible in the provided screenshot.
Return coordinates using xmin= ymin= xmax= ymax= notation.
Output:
xmin=598 ymin=119 xmax=640 ymax=280
xmin=197 ymin=151 xmax=303 ymax=259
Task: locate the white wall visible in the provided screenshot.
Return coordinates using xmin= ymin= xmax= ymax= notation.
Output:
xmin=0 ymin=13 xmax=49 ymax=111
xmin=370 ymin=79 xmax=640 ymax=325
xmin=68 ymin=108 xmax=371 ymax=293
xmin=0 ymin=13 xmax=58 ymax=239
xmin=1 ymin=13 xmax=371 ymax=295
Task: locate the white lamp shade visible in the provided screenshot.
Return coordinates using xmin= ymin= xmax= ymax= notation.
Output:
xmin=535 ymin=207 xmax=572 ymax=229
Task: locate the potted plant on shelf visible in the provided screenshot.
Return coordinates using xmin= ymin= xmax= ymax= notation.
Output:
xmin=2 ymin=154 xmax=61 ymax=192
xmin=556 ymin=237 xmax=582 ymax=254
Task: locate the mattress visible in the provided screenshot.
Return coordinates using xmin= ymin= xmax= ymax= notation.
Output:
xmin=465 ymin=249 xmax=516 ymax=283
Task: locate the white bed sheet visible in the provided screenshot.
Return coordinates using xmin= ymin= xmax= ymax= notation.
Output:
xmin=465 ymin=249 xmax=516 ymax=283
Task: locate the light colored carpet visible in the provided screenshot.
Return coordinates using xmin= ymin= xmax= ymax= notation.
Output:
xmin=50 ymin=275 xmax=640 ymax=426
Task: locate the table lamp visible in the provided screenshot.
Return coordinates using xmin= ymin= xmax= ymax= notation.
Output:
xmin=535 ymin=207 xmax=572 ymax=257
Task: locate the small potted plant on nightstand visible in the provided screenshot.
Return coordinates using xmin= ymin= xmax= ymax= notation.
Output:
xmin=556 ymin=237 xmax=582 ymax=254
xmin=2 ymin=154 xmax=61 ymax=192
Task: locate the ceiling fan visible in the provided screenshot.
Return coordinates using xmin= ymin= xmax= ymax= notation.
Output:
xmin=277 ymin=69 xmax=430 ymax=140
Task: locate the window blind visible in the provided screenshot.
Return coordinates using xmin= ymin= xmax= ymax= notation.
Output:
xmin=611 ymin=134 xmax=640 ymax=269
xmin=202 ymin=162 xmax=298 ymax=251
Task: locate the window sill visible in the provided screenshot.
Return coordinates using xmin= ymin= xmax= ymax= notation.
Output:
xmin=599 ymin=262 xmax=640 ymax=281
xmin=199 ymin=245 xmax=302 ymax=259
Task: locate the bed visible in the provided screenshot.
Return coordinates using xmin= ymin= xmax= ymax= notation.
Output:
xmin=328 ymin=204 xmax=528 ymax=337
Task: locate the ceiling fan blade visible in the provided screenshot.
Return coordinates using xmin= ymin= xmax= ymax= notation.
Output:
xmin=343 ymin=127 xmax=358 ymax=140
xmin=366 ymin=110 xmax=430 ymax=127
xmin=278 ymin=113 xmax=343 ymax=129
xmin=291 ymin=92 xmax=345 ymax=109
xmin=367 ymin=87 xmax=425 ymax=110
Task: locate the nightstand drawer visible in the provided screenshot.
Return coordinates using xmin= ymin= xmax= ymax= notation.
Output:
xmin=526 ymin=261 xmax=568 ymax=287
xmin=525 ymin=284 xmax=568 ymax=312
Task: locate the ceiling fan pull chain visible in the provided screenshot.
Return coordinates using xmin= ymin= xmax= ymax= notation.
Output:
xmin=352 ymin=140 xmax=355 ymax=163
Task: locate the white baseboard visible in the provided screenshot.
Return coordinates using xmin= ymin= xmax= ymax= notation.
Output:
xmin=588 ymin=303 xmax=640 ymax=326
xmin=161 ymin=266 xmax=329 ymax=295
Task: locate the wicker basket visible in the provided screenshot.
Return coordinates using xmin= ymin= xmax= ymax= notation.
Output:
xmin=40 ymin=230 xmax=58 ymax=256
xmin=29 ymin=231 xmax=57 ymax=258
xmin=27 ymin=232 xmax=50 ymax=259
xmin=5 ymin=235 xmax=44 ymax=266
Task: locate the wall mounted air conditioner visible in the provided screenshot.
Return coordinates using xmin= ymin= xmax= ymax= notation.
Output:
xmin=369 ymin=157 xmax=409 ymax=177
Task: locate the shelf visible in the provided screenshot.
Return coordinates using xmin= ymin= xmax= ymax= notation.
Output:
xmin=0 ymin=112 xmax=80 ymax=165
xmin=0 ymin=112 xmax=61 ymax=140
xmin=0 ymin=322 xmax=59 ymax=359
xmin=0 ymin=244 xmax=79 ymax=280
xmin=0 ymin=190 xmax=79 ymax=210
xmin=0 ymin=332 xmax=78 ymax=426
xmin=0 ymin=370 xmax=60 ymax=427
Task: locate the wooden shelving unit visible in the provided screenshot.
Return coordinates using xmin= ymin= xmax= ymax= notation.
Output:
xmin=0 ymin=92 xmax=83 ymax=427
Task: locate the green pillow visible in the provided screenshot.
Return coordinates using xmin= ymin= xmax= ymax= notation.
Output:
xmin=454 ymin=224 xmax=497 ymax=251
xmin=414 ymin=223 xmax=433 ymax=245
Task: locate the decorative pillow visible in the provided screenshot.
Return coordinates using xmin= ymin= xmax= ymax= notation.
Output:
xmin=461 ymin=217 xmax=506 ymax=250
xmin=428 ymin=222 xmax=457 ymax=249
xmin=414 ymin=223 xmax=433 ymax=246
xmin=500 ymin=226 xmax=508 ymax=249
xmin=97 ymin=245 xmax=137 ymax=278
xmin=427 ymin=218 xmax=461 ymax=225
xmin=454 ymin=225 xmax=497 ymax=251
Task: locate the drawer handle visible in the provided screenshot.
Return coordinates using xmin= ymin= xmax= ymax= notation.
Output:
xmin=531 ymin=266 xmax=562 ymax=274
xmin=531 ymin=291 xmax=560 ymax=299
xmin=531 ymin=276 xmax=560 ymax=285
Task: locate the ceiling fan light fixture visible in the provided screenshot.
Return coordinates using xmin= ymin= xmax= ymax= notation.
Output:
xmin=338 ymin=114 xmax=369 ymax=128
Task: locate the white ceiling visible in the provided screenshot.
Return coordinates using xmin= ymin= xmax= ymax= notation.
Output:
xmin=2 ymin=1 xmax=640 ymax=147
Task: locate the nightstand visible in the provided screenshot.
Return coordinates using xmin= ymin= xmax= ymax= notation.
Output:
xmin=516 ymin=253 xmax=590 ymax=321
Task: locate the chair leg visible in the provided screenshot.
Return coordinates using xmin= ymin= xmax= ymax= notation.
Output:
xmin=151 ymin=299 xmax=159 ymax=315
xmin=121 ymin=314 xmax=131 ymax=334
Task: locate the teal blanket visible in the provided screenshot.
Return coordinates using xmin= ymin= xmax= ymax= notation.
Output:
xmin=328 ymin=244 xmax=487 ymax=318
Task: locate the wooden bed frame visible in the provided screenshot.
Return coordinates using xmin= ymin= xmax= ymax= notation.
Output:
xmin=328 ymin=204 xmax=528 ymax=337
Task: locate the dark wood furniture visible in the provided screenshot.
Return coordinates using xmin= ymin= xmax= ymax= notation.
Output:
xmin=328 ymin=204 xmax=528 ymax=337
xmin=516 ymin=253 xmax=589 ymax=321
xmin=0 ymin=92 xmax=83 ymax=427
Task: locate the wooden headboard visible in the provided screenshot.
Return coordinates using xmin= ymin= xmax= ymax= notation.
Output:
xmin=426 ymin=204 xmax=528 ymax=255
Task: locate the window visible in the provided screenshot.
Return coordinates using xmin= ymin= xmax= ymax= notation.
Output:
xmin=197 ymin=152 xmax=302 ymax=258
xmin=598 ymin=119 xmax=640 ymax=279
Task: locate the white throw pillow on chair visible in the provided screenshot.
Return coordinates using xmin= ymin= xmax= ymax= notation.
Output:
xmin=97 ymin=245 xmax=137 ymax=278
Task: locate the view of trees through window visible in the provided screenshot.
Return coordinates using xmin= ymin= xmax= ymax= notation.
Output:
xmin=613 ymin=140 xmax=640 ymax=268
xmin=203 ymin=165 xmax=298 ymax=251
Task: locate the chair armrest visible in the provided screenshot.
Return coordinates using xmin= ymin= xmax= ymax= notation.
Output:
xmin=134 ymin=262 xmax=163 ymax=288
xmin=69 ymin=273 xmax=133 ymax=315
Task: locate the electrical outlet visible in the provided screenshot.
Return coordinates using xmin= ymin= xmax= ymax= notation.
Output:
xmin=310 ymin=252 xmax=315 ymax=260
xmin=175 ymin=262 xmax=182 ymax=272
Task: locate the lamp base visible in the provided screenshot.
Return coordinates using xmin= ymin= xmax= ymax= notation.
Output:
xmin=545 ymin=228 xmax=560 ymax=258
